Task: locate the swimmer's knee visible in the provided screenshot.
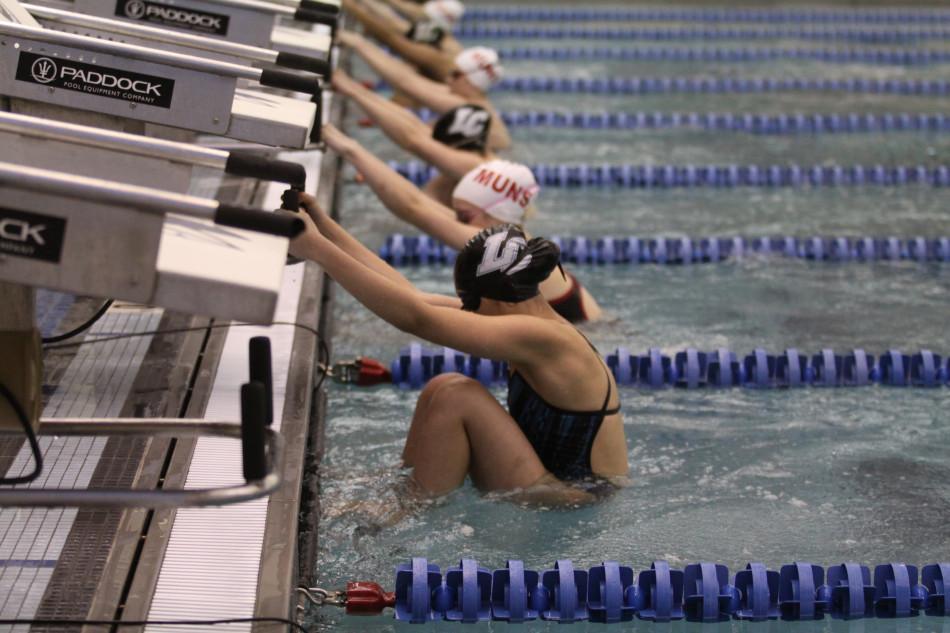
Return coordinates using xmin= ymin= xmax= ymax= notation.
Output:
xmin=420 ymin=373 xmax=486 ymax=411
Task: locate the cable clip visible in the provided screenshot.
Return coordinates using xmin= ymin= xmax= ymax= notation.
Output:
xmin=297 ymin=587 xmax=346 ymax=608
xmin=324 ymin=357 xmax=392 ymax=386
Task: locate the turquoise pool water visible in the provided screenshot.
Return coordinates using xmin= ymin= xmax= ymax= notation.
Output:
xmin=310 ymin=6 xmax=950 ymax=630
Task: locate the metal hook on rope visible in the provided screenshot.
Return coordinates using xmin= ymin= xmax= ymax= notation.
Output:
xmin=297 ymin=583 xmax=396 ymax=615
xmin=319 ymin=357 xmax=393 ymax=386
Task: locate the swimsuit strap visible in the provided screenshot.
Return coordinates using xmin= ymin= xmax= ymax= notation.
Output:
xmin=577 ymin=330 xmax=621 ymax=416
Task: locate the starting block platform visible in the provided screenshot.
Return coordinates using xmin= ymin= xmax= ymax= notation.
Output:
xmin=0 ymin=9 xmax=344 ymax=632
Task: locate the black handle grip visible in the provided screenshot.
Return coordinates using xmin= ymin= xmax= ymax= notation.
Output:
xmin=240 ymin=381 xmax=268 ymax=482
xmin=248 ymin=337 xmax=274 ymax=427
xmin=300 ymin=0 xmax=339 ymax=15
xmin=225 ymin=152 xmax=306 ymax=188
xmin=215 ymin=204 xmax=305 ymax=237
xmin=259 ymin=68 xmax=320 ymax=96
xmin=280 ymin=188 xmax=301 ymax=211
xmin=293 ymin=6 xmax=337 ymax=26
xmin=275 ymin=51 xmax=330 ymax=77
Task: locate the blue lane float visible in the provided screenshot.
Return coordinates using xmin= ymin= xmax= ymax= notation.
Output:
xmin=414 ymin=109 xmax=950 ymax=134
xmin=495 ymin=46 xmax=950 ymax=65
xmin=379 ymin=234 xmax=950 ymax=266
xmin=460 ymin=8 xmax=950 ymax=24
xmin=384 ymin=343 xmax=950 ymax=389
xmin=392 ymin=558 xmax=950 ymax=623
xmin=486 ymin=76 xmax=950 ymax=95
xmin=388 ymin=161 xmax=950 ymax=188
xmin=456 ymin=26 xmax=950 ymax=43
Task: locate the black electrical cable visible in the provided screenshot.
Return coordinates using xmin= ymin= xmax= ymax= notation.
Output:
xmin=0 ymin=381 xmax=44 ymax=485
xmin=41 ymin=299 xmax=115 ymax=344
xmin=0 ymin=616 xmax=309 ymax=632
xmin=42 ymin=321 xmax=323 ymax=350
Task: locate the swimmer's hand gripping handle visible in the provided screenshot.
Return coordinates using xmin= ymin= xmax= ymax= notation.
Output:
xmin=276 ymin=51 xmax=331 ymax=78
xmin=215 ymin=204 xmax=305 ymax=238
xmin=259 ymin=69 xmax=321 ymax=96
xmin=293 ymin=7 xmax=338 ymax=26
xmin=299 ymin=0 xmax=339 ymax=15
xmin=225 ymin=152 xmax=307 ymax=188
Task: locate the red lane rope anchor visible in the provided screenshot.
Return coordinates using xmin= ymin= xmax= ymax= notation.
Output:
xmin=325 ymin=357 xmax=393 ymax=387
xmin=297 ymin=583 xmax=396 ymax=616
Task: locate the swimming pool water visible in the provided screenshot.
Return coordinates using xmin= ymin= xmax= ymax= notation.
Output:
xmin=310 ymin=5 xmax=950 ymax=630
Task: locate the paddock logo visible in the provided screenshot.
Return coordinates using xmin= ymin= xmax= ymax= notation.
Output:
xmin=16 ymin=52 xmax=175 ymax=108
xmin=116 ymin=0 xmax=230 ymax=35
xmin=0 ymin=208 xmax=66 ymax=263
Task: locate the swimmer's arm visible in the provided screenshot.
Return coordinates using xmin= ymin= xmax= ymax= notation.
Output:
xmin=486 ymin=110 xmax=512 ymax=150
xmin=292 ymin=231 xmax=563 ymax=363
xmin=346 ymin=3 xmax=454 ymax=80
xmin=324 ymin=124 xmax=477 ymax=248
xmin=297 ymin=192 xmax=417 ymax=291
xmin=336 ymin=75 xmax=483 ymax=176
xmin=378 ymin=0 xmax=426 ymax=22
xmin=343 ymin=31 xmax=463 ymax=113
xmin=344 ymin=0 xmax=409 ymax=32
xmin=333 ymin=69 xmax=435 ymax=149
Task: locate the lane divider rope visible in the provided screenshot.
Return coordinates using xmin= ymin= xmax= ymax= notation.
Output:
xmin=378 ymin=234 xmax=950 ymax=266
xmin=485 ymin=76 xmax=950 ymax=95
xmin=414 ymin=109 xmax=950 ymax=133
xmin=493 ymin=46 xmax=950 ymax=65
xmin=380 ymin=559 xmax=948 ymax=623
xmin=455 ymin=25 xmax=950 ymax=43
xmin=382 ymin=343 xmax=949 ymax=390
xmin=388 ymin=161 xmax=950 ymax=188
xmin=460 ymin=8 xmax=950 ymax=24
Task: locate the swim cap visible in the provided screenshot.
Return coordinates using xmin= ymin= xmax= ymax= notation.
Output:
xmin=454 ymin=225 xmax=560 ymax=311
xmin=406 ymin=20 xmax=445 ymax=46
xmin=423 ymin=0 xmax=464 ymax=28
xmin=453 ymin=47 xmax=503 ymax=92
xmin=452 ymin=160 xmax=539 ymax=224
xmin=432 ymin=104 xmax=491 ymax=151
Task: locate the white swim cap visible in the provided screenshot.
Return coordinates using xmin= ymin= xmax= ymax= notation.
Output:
xmin=423 ymin=0 xmax=464 ymax=28
xmin=452 ymin=160 xmax=540 ymax=224
xmin=453 ymin=47 xmax=503 ymax=92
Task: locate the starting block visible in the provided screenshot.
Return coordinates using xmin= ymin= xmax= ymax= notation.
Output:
xmin=0 ymin=110 xmax=307 ymax=192
xmin=66 ymin=0 xmax=338 ymax=50
xmin=0 ymin=16 xmax=320 ymax=146
xmin=25 ymin=2 xmax=331 ymax=75
xmin=0 ymin=161 xmax=302 ymax=321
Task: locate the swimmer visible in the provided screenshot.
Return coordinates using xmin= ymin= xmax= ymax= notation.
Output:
xmin=323 ymin=123 xmax=602 ymax=322
xmin=337 ymin=30 xmax=512 ymax=149
xmin=289 ymin=203 xmax=629 ymax=506
xmin=332 ymin=68 xmax=492 ymax=205
xmin=340 ymin=0 xmax=464 ymax=82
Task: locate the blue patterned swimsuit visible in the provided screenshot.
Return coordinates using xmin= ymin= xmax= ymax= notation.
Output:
xmin=506 ymin=356 xmax=620 ymax=481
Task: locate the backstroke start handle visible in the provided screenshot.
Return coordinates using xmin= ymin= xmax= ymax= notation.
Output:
xmin=215 ymin=204 xmax=305 ymax=238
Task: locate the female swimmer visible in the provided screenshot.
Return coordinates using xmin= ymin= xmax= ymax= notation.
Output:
xmin=332 ymin=68 xmax=493 ymax=205
xmin=323 ymin=123 xmax=602 ymax=322
xmin=340 ymin=0 xmax=464 ymax=81
xmin=337 ymin=30 xmax=511 ymax=149
xmin=290 ymin=199 xmax=628 ymax=503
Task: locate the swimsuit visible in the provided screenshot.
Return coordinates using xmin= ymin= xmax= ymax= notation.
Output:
xmin=548 ymin=272 xmax=588 ymax=323
xmin=506 ymin=348 xmax=620 ymax=481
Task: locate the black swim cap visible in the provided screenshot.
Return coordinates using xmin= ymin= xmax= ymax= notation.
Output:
xmin=454 ymin=225 xmax=561 ymax=312
xmin=432 ymin=104 xmax=492 ymax=152
xmin=406 ymin=20 xmax=445 ymax=46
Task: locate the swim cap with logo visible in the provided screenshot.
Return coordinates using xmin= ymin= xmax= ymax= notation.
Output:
xmin=454 ymin=225 xmax=561 ymax=312
xmin=406 ymin=19 xmax=445 ymax=46
xmin=453 ymin=47 xmax=503 ymax=92
xmin=423 ymin=0 xmax=464 ymax=28
xmin=432 ymin=104 xmax=491 ymax=151
xmin=452 ymin=160 xmax=539 ymax=224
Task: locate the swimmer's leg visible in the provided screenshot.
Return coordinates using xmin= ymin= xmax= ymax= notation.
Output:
xmin=403 ymin=373 xmax=548 ymax=495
